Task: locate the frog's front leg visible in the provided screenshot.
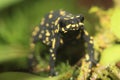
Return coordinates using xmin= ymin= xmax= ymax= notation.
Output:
xmin=49 ymin=35 xmax=60 ymax=76
xmin=82 ymin=29 xmax=97 ymax=68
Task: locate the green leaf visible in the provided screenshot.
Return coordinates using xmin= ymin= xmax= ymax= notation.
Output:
xmin=0 ymin=0 xmax=22 ymax=10
xmin=0 ymin=45 xmax=28 ymax=63
xmin=111 ymin=8 xmax=120 ymax=39
xmin=0 ymin=9 xmax=29 ymax=45
xmin=100 ymin=45 xmax=120 ymax=65
xmin=0 ymin=72 xmax=58 ymax=80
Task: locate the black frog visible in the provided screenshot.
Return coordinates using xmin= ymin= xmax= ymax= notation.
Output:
xmin=29 ymin=10 xmax=97 ymax=76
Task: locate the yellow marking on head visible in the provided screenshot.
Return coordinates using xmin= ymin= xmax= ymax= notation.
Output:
xmin=84 ymin=30 xmax=89 ymax=36
xmin=48 ymin=14 xmax=53 ymax=19
xmin=40 ymin=18 xmax=45 ymax=25
xmin=89 ymin=40 xmax=93 ymax=44
xmin=30 ymin=43 xmax=35 ymax=49
xmin=51 ymin=54 xmax=55 ymax=57
xmin=60 ymin=38 xmax=64 ymax=44
xmin=62 ymin=28 xmax=67 ymax=33
xmin=66 ymin=24 xmax=71 ymax=29
xmin=32 ymin=31 xmax=37 ymax=36
xmin=72 ymin=24 xmax=75 ymax=27
xmin=76 ymin=34 xmax=81 ymax=39
xmin=55 ymin=17 xmax=60 ymax=26
xmin=85 ymin=54 xmax=89 ymax=61
xmin=60 ymin=10 xmax=65 ymax=16
xmin=70 ymin=17 xmax=74 ymax=19
xmin=52 ymin=38 xmax=56 ymax=48
xmin=79 ymin=22 xmax=84 ymax=26
xmin=39 ymin=34 xmax=42 ymax=39
xmin=46 ymin=31 xmax=50 ymax=36
xmin=64 ymin=18 xmax=69 ymax=20
xmin=34 ymin=26 xmax=40 ymax=32
xmin=46 ymin=23 xmax=49 ymax=27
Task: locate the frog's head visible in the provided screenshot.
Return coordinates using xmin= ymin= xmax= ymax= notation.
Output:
xmin=59 ymin=15 xmax=84 ymax=33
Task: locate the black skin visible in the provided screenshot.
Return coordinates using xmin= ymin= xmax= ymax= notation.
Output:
xmin=28 ymin=10 xmax=97 ymax=76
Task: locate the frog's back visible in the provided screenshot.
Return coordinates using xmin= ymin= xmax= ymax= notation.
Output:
xmin=40 ymin=10 xmax=73 ymax=28
xmin=32 ymin=10 xmax=72 ymax=46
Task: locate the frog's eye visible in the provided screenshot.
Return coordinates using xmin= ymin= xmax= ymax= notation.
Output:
xmin=77 ymin=15 xmax=84 ymax=22
xmin=59 ymin=19 xmax=67 ymax=27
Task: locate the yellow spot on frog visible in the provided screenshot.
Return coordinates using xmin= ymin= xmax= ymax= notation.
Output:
xmin=62 ymin=28 xmax=67 ymax=33
xmin=70 ymin=17 xmax=74 ymax=19
xmin=46 ymin=23 xmax=49 ymax=27
xmin=34 ymin=26 xmax=40 ymax=32
xmin=79 ymin=22 xmax=84 ymax=26
xmin=55 ymin=17 xmax=60 ymax=26
xmin=41 ymin=30 xmax=44 ymax=34
xmin=52 ymin=38 xmax=56 ymax=48
xmin=46 ymin=31 xmax=50 ymax=36
xmin=32 ymin=31 xmax=37 ymax=36
xmin=84 ymin=30 xmax=89 ymax=36
xmin=64 ymin=18 xmax=69 ymax=20
xmin=51 ymin=54 xmax=55 ymax=57
xmin=76 ymin=24 xmax=79 ymax=27
xmin=39 ymin=34 xmax=42 ymax=38
xmin=45 ymin=37 xmax=49 ymax=41
xmin=50 ymin=49 xmax=53 ymax=53
xmin=40 ymin=18 xmax=45 ymax=25
xmin=48 ymin=14 xmax=53 ymax=19
xmin=60 ymin=10 xmax=65 ymax=16
xmin=60 ymin=38 xmax=64 ymax=44
xmin=66 ymin=24 xmax=71 ymax=29
xmin=54 ymin=29 xmax=59 ymax=33
xmin=43 ymin=40 xmax=46 ymax=43
xmin=72 ymin=24 xmax=75 ymax=27
xmin=54 ymin=25 xmax=60 ymax=33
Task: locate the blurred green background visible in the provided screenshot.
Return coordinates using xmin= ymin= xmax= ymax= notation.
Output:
xmin=0 ymin=0 xmax=120 ymax=80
